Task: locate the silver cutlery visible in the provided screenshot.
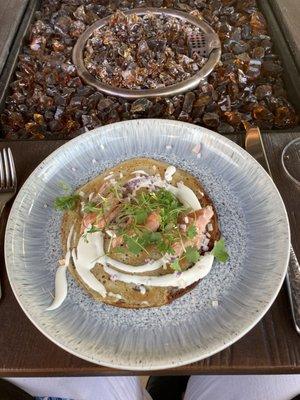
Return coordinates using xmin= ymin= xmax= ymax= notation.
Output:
xmin=245 ymin=128 xmax=300 ymax=334
xmin=0 ymin=148 xmax=17 ymax=298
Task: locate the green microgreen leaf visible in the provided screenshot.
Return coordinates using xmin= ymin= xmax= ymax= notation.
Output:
xmin=108 ymin=182 xmax=123 ymax=201
xmin=86 ymin=225 xmax=101 ymax=234
xmin=113 ymin=246 xmax=126 ymax=254
xmin=58 ymin=181 xmax=71 ymax=193
xmin=54 ymin=194 xmax=79 ymax=211
xmin=212 ymin=238 xmax=229 ymax=263
xmin=170 ymin=258 xmax=181 ymax=271
xmin=139 ymin=231 xmax=162 ymax=247
xmin=124 ymin=236 xmax=144 ymax=255
xmin=135 ymin=209 xmax=148 ymax=224
xmin=106 ymin=187 xmax=192 ymax=258
xmin=186 ymin=224 xmax=197 ymax=239
xmin=185 ymin=246 xmax=200 ymax=263
xmin=147 ymin=231 xmax=162 ymax=243
xmin=83 ymin=202 xmax=103 ymax=214
xmin=82 ymin=224 xmax=101 ymax=243
xmin=157 ymin=240 xmax=174 ymax=255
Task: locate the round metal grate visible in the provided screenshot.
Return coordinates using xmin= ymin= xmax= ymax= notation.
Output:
xmin=73 ymin=8 xmax=221 ymax=99
xmin=187 ymin=31 xmax=221 ymax=58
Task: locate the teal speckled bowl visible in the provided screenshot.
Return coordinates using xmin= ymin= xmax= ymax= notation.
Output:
xmin=5 ymin=119 xmax=290 ymax=370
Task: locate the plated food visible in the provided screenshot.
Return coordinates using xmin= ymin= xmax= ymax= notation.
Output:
xmin=48 ymin=158 xmax=227 ymax=310
xmin=5 ymin=119 xmax=290 ymax=369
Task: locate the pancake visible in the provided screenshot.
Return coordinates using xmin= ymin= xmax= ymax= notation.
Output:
xmin=61 ymin=158 xmax=220 ymax=308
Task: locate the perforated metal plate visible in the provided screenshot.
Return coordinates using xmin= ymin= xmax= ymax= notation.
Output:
xmin=188 ymin=32 xmax=221 ymax=58
xmin=73 ymin=8 xmax=221 ymax=99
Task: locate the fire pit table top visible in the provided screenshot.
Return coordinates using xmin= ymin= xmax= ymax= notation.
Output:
xmin=0 ymin=0 xmax=298 ymax=139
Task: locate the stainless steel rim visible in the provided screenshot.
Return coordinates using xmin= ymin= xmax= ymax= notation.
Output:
xmin=72 ymin=8 xmax=221 ymax=99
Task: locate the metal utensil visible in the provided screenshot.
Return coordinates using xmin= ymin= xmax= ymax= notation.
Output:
xmin=72 ymin=7 xmax=221 ymax=99
xmin=245 ymin=127 xmax=300 ymax=334
xmin=0 ymin=148 xmax=17 ymax=298
xmin=187 ymin=32 xmax=221 ymax=58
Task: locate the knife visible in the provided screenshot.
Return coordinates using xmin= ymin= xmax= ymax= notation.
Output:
xmin=245 ymin=127 xmax=300 ymax=334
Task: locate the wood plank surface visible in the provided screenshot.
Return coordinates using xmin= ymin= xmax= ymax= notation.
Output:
xmin=0 ymin=132 xmax=299 ymax=376
xmin=0 ymin=0 xmax=28 ymax=75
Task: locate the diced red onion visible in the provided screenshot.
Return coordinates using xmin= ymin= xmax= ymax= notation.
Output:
xmin=179 ymin=224 xmax=187 ymax=231
xmin=192 ymin=143 xmax=201 ymax=155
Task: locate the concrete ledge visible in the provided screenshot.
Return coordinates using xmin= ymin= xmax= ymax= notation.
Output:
xmin=0 ymin=0 xmax=28 ymax=75
xmin=270 ymin=0 xmax=300 ymax=70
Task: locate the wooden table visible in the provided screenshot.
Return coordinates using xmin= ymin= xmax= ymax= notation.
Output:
xmin=0 ymin=131 xmax=299 ymax=376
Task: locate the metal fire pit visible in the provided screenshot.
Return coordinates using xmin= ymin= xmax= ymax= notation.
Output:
xmin=72 ymin=8 xmax=221 ymax=99
xmin=0 ymin=0 xmax=299 ymax=139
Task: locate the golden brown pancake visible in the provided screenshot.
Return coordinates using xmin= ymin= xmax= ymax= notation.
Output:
xmin=61 ymin=158 xmax=220 ymax=308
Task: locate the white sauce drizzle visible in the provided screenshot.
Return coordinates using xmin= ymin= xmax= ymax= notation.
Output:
xmin=67 ymin=225 xmax=74 ymax=249
xmin=207 ymin=223 xmax=213 ymax=232
xmin=128 ymin=175 xmax=165 ymax=191
xmin=72 ymin=231 xmax=107 ymax=298
xmin=167 ymin=182 xmax=201 ymax=211
xmin=164 ymin=165 xmax=176 ymax=182
xmin=88 ymin=192 xmax=94 ymax=202
xmin=104 ymin=254 xmax=214 ymax=289
xmin=131 ymin=170 xmax=149 ymax=175
xmin=108 ymin=292 xmax=123 ymax=300
xmin=139 ymin=285 xmax=146 ymax=295
xmin=81 ymin=231 xmax=171 ymax=274
xmin=104 ymin=173 xmax=114 ymax=181
xmin=106 ymin=229 xmax=116 ymax=238
xmin=46 ymin=226 xmax=74 ymax=311
xmin=103 ymin=253 xmax=171 ymax=274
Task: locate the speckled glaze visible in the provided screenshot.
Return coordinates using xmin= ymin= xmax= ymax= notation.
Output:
xmin=5 ymin=119 xmax=290 ymax=370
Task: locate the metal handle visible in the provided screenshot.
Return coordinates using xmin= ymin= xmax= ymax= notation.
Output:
xmin=286 ymin=248 xmax=300 ymax=334
xmin=0 ymin=202 xmax=4 ymax=299
xmin=245 ymin=127 xmax=300 ymax=334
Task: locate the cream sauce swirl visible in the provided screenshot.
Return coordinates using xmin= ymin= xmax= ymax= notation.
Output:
xmin=103 ymin=254 xmax=170 ymax=274
xmin=46 ymin=226 xmax=74 ymax=311
xmin=103 ymin=254 xmax=214 ymax=289
xmin=72 ymin=231 xmax=107 ymax=297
